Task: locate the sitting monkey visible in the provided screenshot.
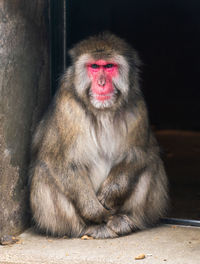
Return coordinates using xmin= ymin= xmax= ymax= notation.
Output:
xmin=29 ymin=32 xmax=168 ymax=238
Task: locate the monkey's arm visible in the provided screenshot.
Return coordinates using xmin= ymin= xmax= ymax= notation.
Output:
xmin=62 ymin=162 xmax=110 ymax=223
xmin=97 ymin=149 xmax=147 ymax=211
xmin=97 ymin=101 xmax=152 ymax=211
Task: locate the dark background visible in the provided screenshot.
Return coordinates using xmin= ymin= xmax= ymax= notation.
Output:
xmin=52 ymin=0 xmax=200 ymax=130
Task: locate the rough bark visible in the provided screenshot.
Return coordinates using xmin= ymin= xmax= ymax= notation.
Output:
xmin=0 ymin=0 xmax=50 ymax=236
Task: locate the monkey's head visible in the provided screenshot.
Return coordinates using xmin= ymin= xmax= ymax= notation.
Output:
xmin=69 ymin=32 xmax=141 ymax=110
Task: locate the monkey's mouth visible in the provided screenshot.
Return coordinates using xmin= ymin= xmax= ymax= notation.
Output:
xmin=94 ymin=93 xmax=113 ymax=101
xmin=88 ymin=87 xmax=120 ymax=109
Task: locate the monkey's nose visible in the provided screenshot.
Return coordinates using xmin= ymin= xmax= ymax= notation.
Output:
xmin=97 ymin=75 xmax=106 ymax=86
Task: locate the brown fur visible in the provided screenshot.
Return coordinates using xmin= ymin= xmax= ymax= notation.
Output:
xmin=29 ymin=32 xmax=168 ymax=238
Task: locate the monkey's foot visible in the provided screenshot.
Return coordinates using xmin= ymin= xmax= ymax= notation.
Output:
xmin=83 ymin=224 xmax=118 ymax=239
xmin=107 ymin=214 xmax=134 ymax=236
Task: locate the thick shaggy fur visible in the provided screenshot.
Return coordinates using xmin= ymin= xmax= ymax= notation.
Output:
xmin=29 ymin=33 xmax=168 ymax=238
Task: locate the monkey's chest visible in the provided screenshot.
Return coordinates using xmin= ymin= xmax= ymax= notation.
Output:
xmin=90 ymin=157 xmax=112 ymax=192
xmin=88 ymin=125 xmax=126 ymax=192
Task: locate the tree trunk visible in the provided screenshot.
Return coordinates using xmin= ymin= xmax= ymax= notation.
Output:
xmin=0 ymin=0 xmax=50 ymax=236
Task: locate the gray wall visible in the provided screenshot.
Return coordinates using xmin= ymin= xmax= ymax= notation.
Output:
xmin=0 ymin=1 xmax=50 ymax=236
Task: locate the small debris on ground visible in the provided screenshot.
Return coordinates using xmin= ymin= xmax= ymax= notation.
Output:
xmin=171 ymin=225 xmax=177 ymax=229
xmin=81 ymin=235 xmax=94 ymax=240
xmin=0 ymin=235 xmax=20 ymax=246
xmin=134 ymin=253 xmax=146 ymax=260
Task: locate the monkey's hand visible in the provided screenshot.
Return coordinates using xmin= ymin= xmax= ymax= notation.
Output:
xmin=79 ymin=199 xmax=110 ymax=224
xmin=97 ymin=161 xmax=132 ymax=211
xmin=97 ymin=182 xmax=121 ymax=213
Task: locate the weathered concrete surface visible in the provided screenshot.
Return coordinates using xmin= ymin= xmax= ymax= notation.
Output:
xmin=0 ymin=225 xmax=200 ymax=264
xmin=0 ymin=1 xmax=50 ymax=236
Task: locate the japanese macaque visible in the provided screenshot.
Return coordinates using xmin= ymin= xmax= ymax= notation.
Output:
xmin=29 ymin=32 xmax=168 ymax=239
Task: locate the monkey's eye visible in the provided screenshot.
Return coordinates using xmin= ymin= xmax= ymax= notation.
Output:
xmin=90 ymin=64 xmax=100 ymax=69
xmin=104 ymin=64 xmax=114 ymax=68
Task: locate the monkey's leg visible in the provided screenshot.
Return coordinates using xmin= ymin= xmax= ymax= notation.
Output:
xmin=83 ymin=214 xmax=135 ymax=239
xmin=97 ymin=156 xmax=168 ymax=235
xmin=30 ymin=161 xmax=110 ymax=236
xmin=121 ymin=160 xmax=168 ymax=230
xmin=30 ymin=175 xmax=85 ymax=237
xmin=91 ymin=169 xmax=167 ymax=238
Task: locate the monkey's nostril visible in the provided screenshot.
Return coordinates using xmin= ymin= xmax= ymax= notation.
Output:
xmin=98 ymin=79 xmax=106 ymax=86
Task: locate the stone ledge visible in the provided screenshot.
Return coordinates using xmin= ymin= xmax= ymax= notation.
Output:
xmin=0 ymin=225 xmax=200 ymax=264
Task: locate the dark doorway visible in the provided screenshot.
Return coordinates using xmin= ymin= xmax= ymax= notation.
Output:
xmin=50 ymin=0 xmax=200 ymax=222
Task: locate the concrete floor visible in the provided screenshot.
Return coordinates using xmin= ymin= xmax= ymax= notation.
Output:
xmin=0 ymin=225 xmax=200 ymax=264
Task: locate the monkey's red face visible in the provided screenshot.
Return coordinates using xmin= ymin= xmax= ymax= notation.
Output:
xmin=87 ymin=60 xmax=119 ymax=107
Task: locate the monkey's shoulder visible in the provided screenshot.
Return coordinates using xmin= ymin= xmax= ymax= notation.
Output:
xmin=49 ymin=87 xmax=85 ymax=122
